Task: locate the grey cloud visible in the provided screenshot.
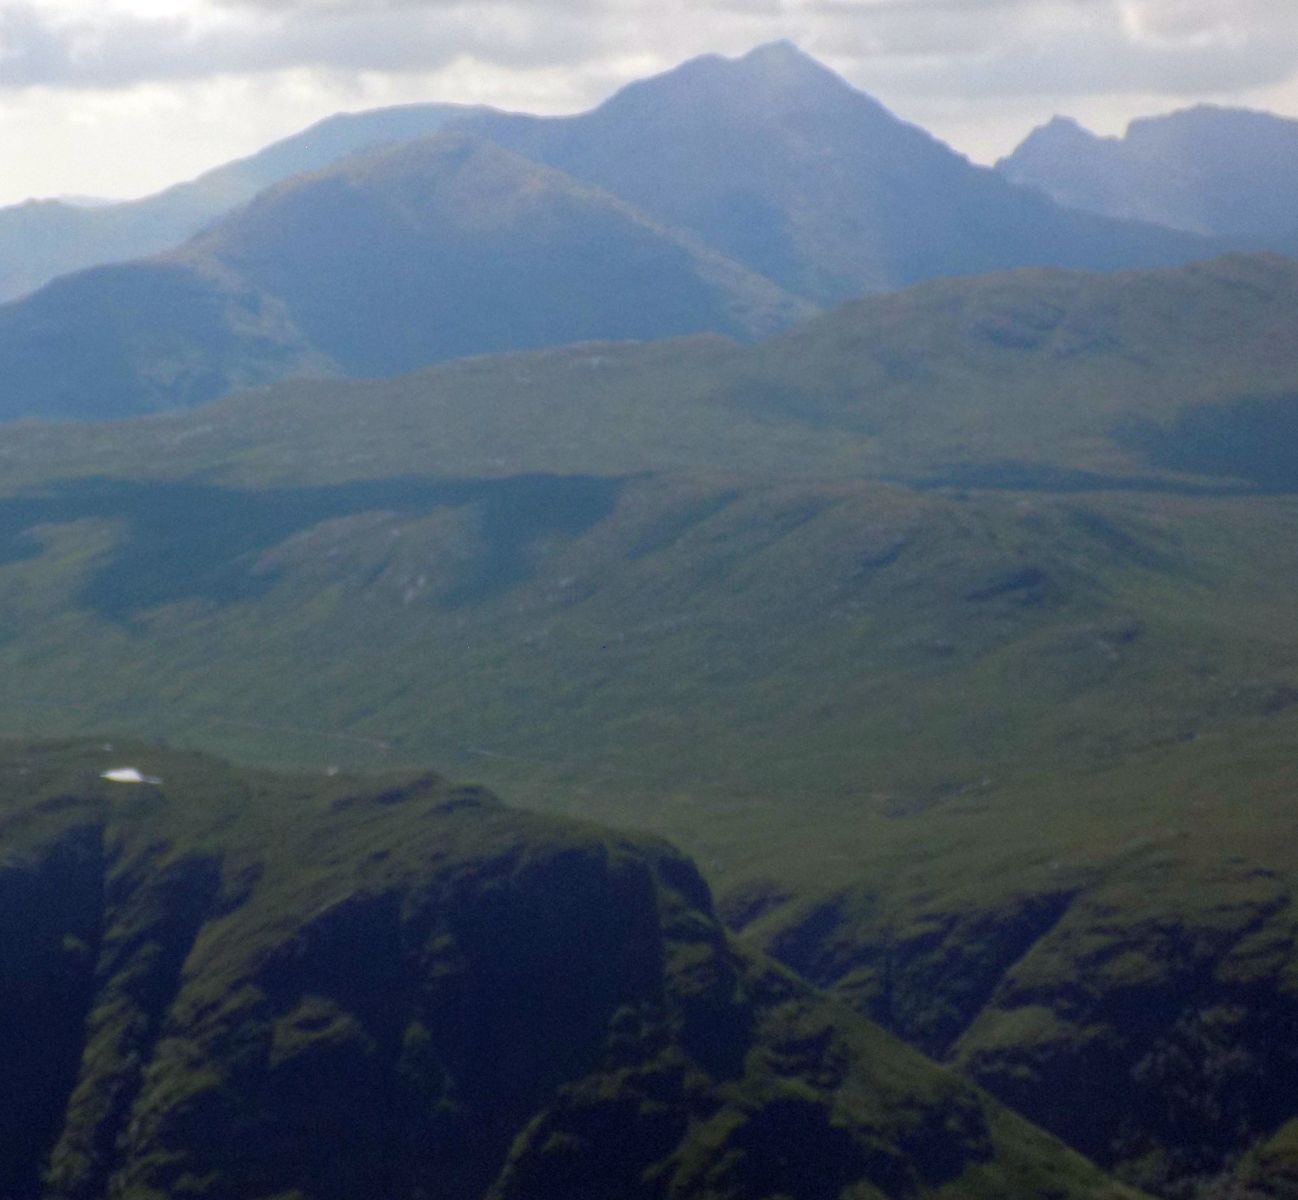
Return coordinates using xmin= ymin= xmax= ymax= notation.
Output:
xmin=801 ymin=0 xmax=1298 ymax=92
xmin=210 ymin=0 xmax=622 ymax=11
xmin=0 ymin=3 xmax=605 ymax=89
xmin=1123 ymin=0 xmax=1245 ymax=41
xmin=0 ymin=7 xmax=195 ymax=89
xmin=1 ymin=0 xmax=1297 ymax=103
xmin=828 ymin=22 xmax=1298 ymax=97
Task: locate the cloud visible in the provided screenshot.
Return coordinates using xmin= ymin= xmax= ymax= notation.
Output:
xmin=1 ymin=0 xmax=1297 ymax=105
xmin=0 ymin=2 xmax=609 ymax=88
xmin=803 ymin=0 xmax=1298 ymax=95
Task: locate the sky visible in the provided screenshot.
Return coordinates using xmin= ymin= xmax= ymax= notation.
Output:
xmin=4 ymin=0 xmax=1298 ymax=206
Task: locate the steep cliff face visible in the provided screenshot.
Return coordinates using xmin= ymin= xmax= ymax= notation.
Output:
xmin=954 ymin=871 xmax=1298 ymax=1197
xmin=0 ymin=822 xmax=106 ymax=1200
xmin=0 ymin=741 xmax=1127 ymax=1200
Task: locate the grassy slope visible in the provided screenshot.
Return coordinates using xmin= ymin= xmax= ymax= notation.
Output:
xmin=0 ymin=740 xmax=1130 ymax=1200
xmin=4 ymin=254 xmax=1298 ymax=1191
xmin=4 ymin=252 xmax=1294 ymax=485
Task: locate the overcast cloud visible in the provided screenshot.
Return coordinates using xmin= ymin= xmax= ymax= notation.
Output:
xmin=3 ymin=0 xmax=1298 ymax=204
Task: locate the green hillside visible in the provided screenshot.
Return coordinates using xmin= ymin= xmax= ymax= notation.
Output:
xmin=4 ymin=254 xmax=1298 ymax=1192
xmin=0 ymin=740 xmax=1128 ymax=1200
xmin=6 ymin=252 xmax=1291 ymax=485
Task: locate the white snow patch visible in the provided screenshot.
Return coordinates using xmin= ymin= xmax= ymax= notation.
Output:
xmin=100 ymin=767 xmax=162 ymax=785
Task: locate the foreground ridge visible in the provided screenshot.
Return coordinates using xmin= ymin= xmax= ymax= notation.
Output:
xmin=0 ymin=740 xmax=1125 ymax=1200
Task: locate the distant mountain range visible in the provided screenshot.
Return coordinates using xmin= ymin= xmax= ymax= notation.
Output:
xmin=453 ymin=42 xmax=1219 ymax=304
xmin=3 ymin=43 xmax=1226 ymax=309
xmin=998 ymin=104 xmax=1298 ymax=245
xmin=0 ymin=42 xmax=1238 ymax=422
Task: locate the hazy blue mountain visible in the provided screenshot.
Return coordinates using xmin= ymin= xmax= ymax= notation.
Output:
xmin=0 ymin=101 xmax=485 ymax=302
xmin=998 ymin=105 xmax=1298 ymax=243
xmin=52 ymin=195 xmax=118 ymax=208
xmin=457 ymin=41 xmax=1223 ymax=303
xmin=0 ymin=44 xmax=1224 ymax=312
xmin=0 ymin=43 xmax=1235 ymax=424
xmin=0 ymin=134 xmax=808 ymax=420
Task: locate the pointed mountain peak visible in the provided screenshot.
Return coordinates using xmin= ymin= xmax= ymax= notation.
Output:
xmin=1044 ymin=114 xmax=1090 ymax=134
xmin=1025 ymin=116 xmax=1100 ymax=147
xmin=727 ymin=40 xmax=857 ymax=90
xmin=997 ymin=115 xmax=1104 ymax=171
xmin=595 ymin=40 xmax=881 ymax=123
xmin=738 ymin=39 xmax=822 ymax=71
xmin=727 ymin=40 xmax=866 ymax=97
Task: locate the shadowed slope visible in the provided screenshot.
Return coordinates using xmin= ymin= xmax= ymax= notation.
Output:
xmin=192 ymin=134 xmax=808 ymax=376
xmin=0 ymin=741 xmax=1128 ymax=1200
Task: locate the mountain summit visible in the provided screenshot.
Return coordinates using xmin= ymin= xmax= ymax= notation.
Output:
xmin=457 ymin=45 xmax=1218 ymax=304
xmin=597 ymin=40 xmax=880 ymax=122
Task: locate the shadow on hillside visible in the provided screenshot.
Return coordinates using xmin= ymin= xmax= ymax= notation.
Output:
xmin=0 ymin=474 xmax=624 ymax=619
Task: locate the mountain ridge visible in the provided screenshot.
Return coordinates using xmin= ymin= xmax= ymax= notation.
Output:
xmin=0 ymin=132 xmax=808 ymax=421
xmin=0 ymin=739 xmax=1131 ymax=1200
xmin=0 ymin=101 xmax=495 ymax=304
xmin=0 ymin=40 xmax=1233 ymax=411
xmin=998 ymin=103 xmax=1298 ymax=245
